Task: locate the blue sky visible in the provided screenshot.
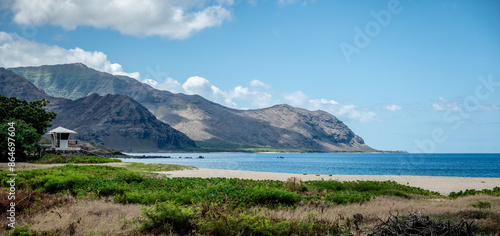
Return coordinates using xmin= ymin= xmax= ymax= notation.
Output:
xmin=0 ymin=0 xmax=499 ymax=153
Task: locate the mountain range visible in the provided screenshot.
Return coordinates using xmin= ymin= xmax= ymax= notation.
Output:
xmin=4 ymin=63 xmax=374 ymax=152
xmin=0 ymin=68 xmax=196 ymax=152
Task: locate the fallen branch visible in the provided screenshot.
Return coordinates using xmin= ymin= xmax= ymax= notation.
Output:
xmin=369 ymin=212 xmax=473 ymax=236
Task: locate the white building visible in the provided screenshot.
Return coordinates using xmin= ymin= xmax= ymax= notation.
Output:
xmin=47 ymin=127 xmax=81 ymax=151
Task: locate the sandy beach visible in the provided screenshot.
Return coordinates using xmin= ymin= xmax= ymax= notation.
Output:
xmin=160 ymin=168 xmax=500 ymax=195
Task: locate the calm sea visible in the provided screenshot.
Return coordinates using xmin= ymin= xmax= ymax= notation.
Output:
xmin=120 ymin=153 xmax=500 ymax=178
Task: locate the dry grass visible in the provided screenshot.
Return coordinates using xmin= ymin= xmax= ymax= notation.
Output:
xmin=260 ymin=195 xmax=500 ymax=235
xmin=0 ymin=190 xmax=72 ymax=230
xmin=0 ymin=191 xmax=498 ymax=235
xmin=15 ymin=198 xmax=144 ymax=236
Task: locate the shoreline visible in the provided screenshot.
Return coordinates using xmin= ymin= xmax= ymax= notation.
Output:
xmin=159 ymin=168 xmax=500 ymax=196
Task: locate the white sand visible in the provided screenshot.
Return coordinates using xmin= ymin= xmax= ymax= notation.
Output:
xmin=160 ymin=168 xmax=500 ymax=195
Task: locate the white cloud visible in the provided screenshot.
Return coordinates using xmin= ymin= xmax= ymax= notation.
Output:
xmin=156 ymin=77 xmax=184 ymax=93
xmin=278 ymin=0 xmax=315 ymax=6
xmin=433 ymin=96 xmax=500 ymax=112
xmin=0 ymin=32 xmax=140 ymax=79
xmin=142 ymin=79 xmax=159 ymax=87
xmin=150 ymin=75 xmax=378 ymax=122
xmin=477 ymin=104 xmax=500 ymax=111
xmin=432 ymin=97 xmax=461 ymax=112
xmin=284 ymin=91 xmax=308 ymax=106
xmin=384 ymin=104 xmax=402 ymax=111
xmin=150 ymin=77 xmax=275 ymax=108
xmin=250 ymin=79 xmax=271 ymax=89
xmin=182 ymin=76 xmax=236 ymax=106
xmin=309 ymin=98 xmax=378 ymax=122
xmin=229 ymin=79 xmax=274 ymax=107
xmin=7 ymin=0 xmax=232 ymax=39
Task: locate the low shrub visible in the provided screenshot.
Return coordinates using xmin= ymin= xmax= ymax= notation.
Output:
xmin=472 ymin=201 xmax=491 ymax=210
xmin=325 ymin=191 xmax=372 ymax=205
xmin=247 ymin=186 xmax=300 ymax=207
xmin=35 ymin=153 xmax=121 ymax=164
xmin=449 ymin=187 xmax=500 ymax=198
xmin=305 ymin=180 xmax=439 ymax=199
xmin=140 ymin=201 xmax=195 ymax=234
xmin=141 ymin=203 xmax=345 ymax=236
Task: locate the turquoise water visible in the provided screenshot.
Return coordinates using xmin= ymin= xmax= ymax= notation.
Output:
xmin=120 ymin=153 xmax=500 ymax=178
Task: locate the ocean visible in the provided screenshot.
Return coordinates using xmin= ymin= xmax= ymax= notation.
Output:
xmin=120 ymin=153 xmax=500 ymax=178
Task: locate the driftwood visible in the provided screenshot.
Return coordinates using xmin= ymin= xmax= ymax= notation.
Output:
xmin=369 ymin=212 xmax=473 ymax=236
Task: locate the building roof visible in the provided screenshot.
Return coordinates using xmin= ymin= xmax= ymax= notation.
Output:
xmin=47 ymin=126 xmax=77 ymax=134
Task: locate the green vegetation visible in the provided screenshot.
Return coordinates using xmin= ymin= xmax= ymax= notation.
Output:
xmin=3 ymin=164 xmax=498 ymax=235
xmin=0 ymin=95 xmax=56 ymax=160
xmin=449 ymin=187 xmax=500 ymax=198
xmin=0 ymin=164 xmax=451 ymax=235
xmin=34 ymin=153 xmax=122 ymax=164
xmin=303 ymin=179 xmax=438 ymax=205
xmin=126 ymin=162 xmax=195 ymax=172
xmin=1 ymin=165 xmax=439 ymax=207
xmin=472 ymin=201 xmax=491 ymax=210
xmin=140 ymin=202 xmax=345 ymax=235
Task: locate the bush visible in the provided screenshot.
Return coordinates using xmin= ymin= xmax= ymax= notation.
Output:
xmin=140 ymin=202 xmax=195 ymax=234
xmin=141 ymin=203 xmax=345 ymax=236
xmin=35 ymin=154 xmax=121 ymax=164
xmin=472 ymin=201 xmax=491 ymax=210
xmin=450 ymin=187 xmax=500 ymax=198
xmin=9 ymin=224 xmax=32 ymax=236
xmin=247 ymin=187 xmax=300 ymax=207
xmin=325 ymin=191 xmax=372 ymax=205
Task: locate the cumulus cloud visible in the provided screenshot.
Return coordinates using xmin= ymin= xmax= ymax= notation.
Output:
xmin=308 ymin=99 xmax=378 ymax=122
xmin=182 ymin=76 xmax=237 ymax=106
xmin=152 ymin=77 xmax=275 ymax=108
xmin=156 ymin=77 xmax=184 ymax=93
xmin=156 ymin=77 xmax=379 ymax=122
xmin=142 ymin=79 xmax=159 ymax=87
xmin=0 ymin=31 xmax=140 ymax=79
xmin=384 ymin=104 xmax=402 ymax=111
xmin=284 ymin=91 xmax=308 ymax=106
xmin=7 ymin=0 xmax=232 ymax=39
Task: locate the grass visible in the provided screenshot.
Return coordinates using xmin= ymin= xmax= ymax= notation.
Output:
xmin=140 ymin=202 xmax=346 ymax=235
xmin=34 ymin=153 xmax=122 ymax=164
xmin=0 ymin=164 xmax=498 ymax=235
xmin=126 ymin=162 xmax=196 ymax=172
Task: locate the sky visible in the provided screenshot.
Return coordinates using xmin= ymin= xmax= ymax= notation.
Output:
xmin=0 ymin=0 xmax=499 ymax=153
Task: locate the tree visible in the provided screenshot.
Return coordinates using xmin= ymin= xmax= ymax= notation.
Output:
xmin=0 ymin=95 xmax=56 ymax=160
xmin=0 ymin=119 xmax=40 ymax=161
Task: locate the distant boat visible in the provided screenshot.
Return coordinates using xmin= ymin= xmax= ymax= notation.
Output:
xmin=198 ymin=156 xmax=205 ymax=159
xmin=277 ymin=156 xmax=284 ymax=158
